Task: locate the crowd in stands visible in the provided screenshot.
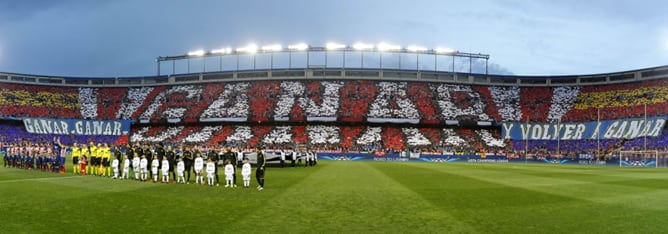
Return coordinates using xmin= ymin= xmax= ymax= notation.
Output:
xmin=430 ymin=84 xmax=492 ymax=122
xmin=547 ymin=86 xmax=580 ymax=122
xmin=489 ymin=86 xmax=521 ymax=122
xmin=126 ymin=124 xmax=512 ymax=154
xmin=200 ymin=83 xmax=250 ymax=119
xmin=2 ymin=77 xmax=668 ymax=155
xmin=368 ymin=82 xmax=420 ymax=119
xmin=116 ymin=87 xmax=155 ymax=119
xmin=3 ymin=79 xmax=668 ymax=123
xmin=563 ymin=80 xmax=668 ymax=122
xmin=0 ymin=83 xmax=80 ymax=119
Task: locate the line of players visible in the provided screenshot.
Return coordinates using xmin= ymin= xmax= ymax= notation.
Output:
xmin=2 ymin=137 xmax=66 ymax=173
xmin=69 ymin=142 xmax=267 ymax=189
xmin=2 ymin=139 xmax=320 ymax=189
xmin=275 ymin=149 xmax=319 ymax=168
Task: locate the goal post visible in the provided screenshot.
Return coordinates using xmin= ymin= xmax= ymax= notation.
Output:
xmin=617 ymin=150 xmax=665 ymax=168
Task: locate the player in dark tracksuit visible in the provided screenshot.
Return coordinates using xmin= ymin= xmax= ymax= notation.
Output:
xmin=134 ymin=144 xmax=143 ymax=164
xmin=182 ymin=146 xmax=193 ymax=183
xmin=154 ymin=143 xmax=165 ymax=179
xmin=143 ymin=145 xmax=153 ymax=178
xmin=2 ymin=145 xmax=7 ymax=168
xmin=223 ymin=147 xmax=237 ymax=187
xmin=255 ymin=147 xmax=266 ymax=190
xmin=166 ymin=146 xmax=176 ymax=181
xmin=125 ymin=144 xmax=134 ymax=176
xmin=207 ymin=147 xmax=220 ymax=185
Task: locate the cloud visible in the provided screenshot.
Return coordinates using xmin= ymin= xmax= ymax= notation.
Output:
xmin=0 ymin=0 xmax=100 ymax=22
xmin=0 ymin=0 xmax=666 ymax=76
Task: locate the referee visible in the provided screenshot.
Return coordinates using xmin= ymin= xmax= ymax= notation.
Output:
xmin=255 ymin=147 xmax=265 ymax=190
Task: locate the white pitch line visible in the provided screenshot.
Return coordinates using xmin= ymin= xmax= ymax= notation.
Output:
xmin=0 ymin=176 xmax=79 ymax=184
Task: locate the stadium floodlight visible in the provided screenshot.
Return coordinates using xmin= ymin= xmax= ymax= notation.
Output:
xmin=377 ymin=43 xmax=401 ymax=51
xmin=326 ymin=43 xmax=346 ymax=50
xmin=406 ymin=46 xmax=428 ymax=52
xmin=435 ymin=48 xmax=455 ymax=54
xmin=288 ymin=43 xmax=309 ymax=50
xmin=236 ymin=44 xmax=258 ymax=53
xmin=187 ymin=50 xmax=206 ymax=56
xmin=353 ymin=43 xmax=374 ymax=50
xmin=262 ymin=44 xmax=283 ymax=52
xmin=211 ymin=48 xmax=232 ymax=54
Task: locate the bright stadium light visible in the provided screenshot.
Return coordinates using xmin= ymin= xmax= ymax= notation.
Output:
xmin=435 ymin=48 xmax=455 ymax=54
xmin=236 ymin=44 xmax=258 ymax=53
xmin=326 ymin=43 xmax=346 ymax=50
xmin=353 ymin=43 xmax=374 ymax=50
xmin=211 ymin=47 xmax=232 ymax=54
xmin=187 ymin=50 xmax=206 ymax=56
xmin=262 ymin=44 xmax=283 ymax=52
xmin=377 ymin=43 xmax=401 ymax=51
xmin=288 ymin=43 xmax=309 ymax=50
xmin=406 ymin=46 xmax=428 ymax=52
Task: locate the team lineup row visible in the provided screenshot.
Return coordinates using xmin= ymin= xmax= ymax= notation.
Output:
xmin=90 ymin=149 xmax=261 ymax=189
xmin=2 ymin=139 xmax=323 ymax=190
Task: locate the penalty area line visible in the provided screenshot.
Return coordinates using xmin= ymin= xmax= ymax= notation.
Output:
xmin=0 ymin=176 xmax=80 ymax=184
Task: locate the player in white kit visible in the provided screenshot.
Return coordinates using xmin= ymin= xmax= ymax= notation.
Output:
xmin=151 ymin=156 xmax=159 ymax=183
xmin=194 ymin=154 xmax=204 ymax=185
xmin=111 ymin=155 xmax=120 ymax=179
xmin=206 ymin=158 xmax=215 ymax=186
xmin=122 ymin=156 xmax=130 ymax=180
xmin=161 ymin=157 xmax=170 ymax=183
xmin=224 ymin=160 xmax=235 ymax=188
xmin=132 ymin=156 xmax=140 ymax=180
xmin=177 ymin=158 xmax=185 ymax=184
xmin=139 ymin=155 xmax=148 ymax=182
xmin=241 ymin=158 xmax=251 ymax=188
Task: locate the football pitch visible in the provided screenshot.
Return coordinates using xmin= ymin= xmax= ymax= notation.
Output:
xmin=1 ymin=161 xmax=668 ymax=233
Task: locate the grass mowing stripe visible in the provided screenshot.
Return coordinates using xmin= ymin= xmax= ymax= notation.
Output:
xmin=0 ymin=168 xmax=67 ymax=181
xmin=2 ymin=162 xmax=668 ymax=233
xmin=417 ymin=163 xmax=668 ymax=211
xmin=0 ymin=163 xmax=319 ymax=233
xmin=241 ymin=161 xmax=477 ymax=233
xmin=373 ymin=162 xmax=668 ymax=234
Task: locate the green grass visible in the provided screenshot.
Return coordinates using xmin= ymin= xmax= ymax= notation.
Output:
xmin=1 ymin=161 xmax=668 ymax=233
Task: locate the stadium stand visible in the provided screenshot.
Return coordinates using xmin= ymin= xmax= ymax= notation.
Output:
xmin=1 ymin=70 xmax=667 ymax=155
